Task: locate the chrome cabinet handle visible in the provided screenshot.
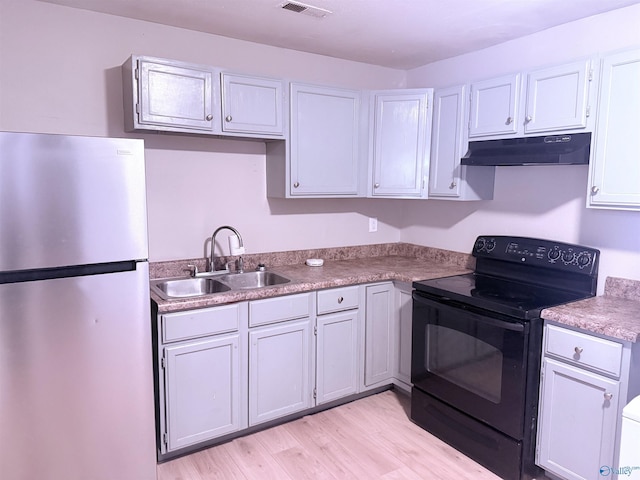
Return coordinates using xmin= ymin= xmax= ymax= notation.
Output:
xmin=337 ymin=296 xmax=344 ymax=304
xmin=293 ymin=182 xmax=300 ymax=188
xmin=206 ymin=114 xmax=213 ymax=121
xmin=574 ymin=346 xmax=583 ymax=354
xmin=525 ymin=115 xmax=532 ymax=123
xmin=604 ymin=392 xmax=614 ymax=401
xmin=506 ymin=116 xmax=513 ymax=125
xmin=374 ymin=183 xmax=380 ymax=188
xmin=449 ymin=182 xmax=457 ymax=189
xmin=225 ymin=115 xmax=232 ymax=122
xmin=591 ymin=186 xmax=600 ymax=195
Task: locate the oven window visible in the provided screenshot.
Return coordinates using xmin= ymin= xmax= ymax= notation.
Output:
xmin=427 ymin=324 xmax=502 ymax=403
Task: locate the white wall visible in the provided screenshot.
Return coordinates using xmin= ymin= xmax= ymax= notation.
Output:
xmin=0 ymin=0 xmax=406 ymax=261
xmin=404 ymin=5 xmax=640 ymax=290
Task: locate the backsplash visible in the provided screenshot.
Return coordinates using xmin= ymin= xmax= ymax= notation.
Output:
xmin=605 ymin=277 xmax=640 ymax=302
xmin=149 ymin=242 xmax=474 ymax=279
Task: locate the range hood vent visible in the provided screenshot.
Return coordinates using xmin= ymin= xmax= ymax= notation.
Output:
xmin=280 ymin=1 xmax=332 ymax=18
xmin=461 ymin=133 xmax=592 ymax=166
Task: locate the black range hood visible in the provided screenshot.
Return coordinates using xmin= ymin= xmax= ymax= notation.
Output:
xmin=461 ymin=132 xmax=591 ymax=166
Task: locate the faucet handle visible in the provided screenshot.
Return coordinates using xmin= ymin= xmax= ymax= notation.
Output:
xmin=256 ymin=263 xmax=266 ymax=272
xmin=186 ymin=264 xmax=198 ymax=277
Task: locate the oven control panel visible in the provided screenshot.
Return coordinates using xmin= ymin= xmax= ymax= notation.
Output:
xmin=473 ymin=236 xmax=599 ymax=274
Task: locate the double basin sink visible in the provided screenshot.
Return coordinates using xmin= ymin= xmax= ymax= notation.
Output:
xmin=151 ymin=271 xmax=291 ymax=300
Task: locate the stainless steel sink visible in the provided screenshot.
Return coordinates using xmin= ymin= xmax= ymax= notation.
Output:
xmin=150 ymin=271 xmax=291 ymax=299
xmin=218 ymin=271 xmax=291 ymax=290
xmin=151 ymin=277 xmax=231 ymax=300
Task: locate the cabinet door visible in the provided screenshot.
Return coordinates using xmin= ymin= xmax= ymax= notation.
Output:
xmin=524 ymin=59 xmax=592 ymax=133
xmin=395 ymin=286 xmax=413 ymax=386
xmin=221 ymin=73 xmax=284 ymax=135
xmin=469 ymin=73 xmax=520 ymax=137
xmin=589 ymin=49 xmax=640 ymax=209
xmin=164 ymin=334 xmax=240 ymax=452
xmin=316 ymin=310 xmax=359 ymax=404
xmin=364 ymin=283 xmax=395 ymax=386
xmin=537 ymin=358 xmax=619 ymax=480
xmin=137 ymin=58 xmax=216 ymax=132
xmin=249 ymin=319 xmax=312 ymax=425
xmin=370 ymin=90 xmax=432 ymax=198
xmin=290 ymin=84 xmax=361 ymax=196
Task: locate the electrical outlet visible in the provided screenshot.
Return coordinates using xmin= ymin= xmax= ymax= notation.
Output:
xmin=369 ymin=217 xmax=378 ymax=232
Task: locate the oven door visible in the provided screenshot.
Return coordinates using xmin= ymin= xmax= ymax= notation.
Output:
xmin=411 ymin=290 xmax=529 ymax=440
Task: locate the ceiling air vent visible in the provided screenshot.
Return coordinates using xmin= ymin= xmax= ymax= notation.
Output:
xmin=280 ymin=1 xmax=332 ymax=18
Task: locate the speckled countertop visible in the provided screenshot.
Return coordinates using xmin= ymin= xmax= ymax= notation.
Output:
xmin=541 ymin=277 xmax=640 ymax=343
xmin=150 ymin=242 xmax=473 ymax=313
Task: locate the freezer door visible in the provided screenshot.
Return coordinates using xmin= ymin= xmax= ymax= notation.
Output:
xmin=0 ymin=132 xmax=149 ymax=271
xmin=0 ymin=263 xmax=156 ymax=480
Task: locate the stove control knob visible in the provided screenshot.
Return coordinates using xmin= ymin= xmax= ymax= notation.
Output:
xmin=576 ymin=252 xmax=592 ymax=268
xmin=562 ymin=251 xmax=576 ymax=264
xmin=548 ymin=249 xmax=561 ymax=261
xmin=485 ymin=239 xmax=496 ymax=252
xmin=475 ymin=238 xmax=486 ymax=252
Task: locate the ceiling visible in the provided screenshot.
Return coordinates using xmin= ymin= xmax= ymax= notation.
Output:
xmin=41 ymin=0 xmax=640 ymax=69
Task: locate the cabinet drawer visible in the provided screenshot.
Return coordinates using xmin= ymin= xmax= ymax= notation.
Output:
xmin=249 ymin=293 xmax=311 ymax=327
xmin=545 ymin=324 xmax=623 ymax=377
xmin=162 ymin=304 xmax=241 ymax=343
xmin=317 ymin=286 xmax=359 ymax=314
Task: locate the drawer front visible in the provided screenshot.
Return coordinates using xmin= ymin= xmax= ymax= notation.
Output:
xmin=162 ymin=303 xmax=241 ymax=343
xmin=249 ymin=293 xmax=311 ymax=327
xmin=317 ymin=286 xmax=360 ymax=315
xmin=545 ymin=324 xmax=623 ymax=377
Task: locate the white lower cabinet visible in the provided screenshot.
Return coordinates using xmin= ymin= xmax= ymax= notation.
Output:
xmin=536 ymin=323 xmax=640 ymax=480
xmin=394 ymin=283 xmax=413 ymax=389
xmin=364 ymin=282 xmax=395 ymax=387
xmin=316 ymin=286 xmax=361 ymax=404
xmin=164 ymin=334 xmax=242 ymax=451
xmin=248 ymin=293 xmax=314 ymax=426
xmin=249 ymin=318 xmax=313 ymax=425
xmin=537 ymin=358 xmax=619 ymax=480
xmin=157 ymin=302 xmax=248 ymax=456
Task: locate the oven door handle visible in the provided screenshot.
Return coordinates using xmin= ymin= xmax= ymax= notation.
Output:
xmin=413 ymin=292 xmax=526 ymax=333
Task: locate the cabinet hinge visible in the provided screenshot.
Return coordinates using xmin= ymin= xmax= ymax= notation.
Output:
xmin=588 ymin=68 xmax=593 ymax=82
xmin=313 ymin=388 xmax=317 ymax=399
xmin=313 ymin=325 xmax=317 ymax=336
xmin=134 ymin=68 xmax=139 ymax=80
xmin=161 ymin=356 xmax=166 ymax=370
xmin=135 ymin=103 xmax=140 ymax=114
xmin=163 ymin=432 xmax=168 ymax=445
xmin=586 ymin=105 xmax=591 ymax=118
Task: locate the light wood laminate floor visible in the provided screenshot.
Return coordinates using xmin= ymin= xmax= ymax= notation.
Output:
xmin=157 ymin=389 xmax=501 ymax=480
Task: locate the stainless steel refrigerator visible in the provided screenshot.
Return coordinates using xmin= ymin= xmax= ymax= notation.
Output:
xmin=0 ymin=132 xmax=156 ymax=480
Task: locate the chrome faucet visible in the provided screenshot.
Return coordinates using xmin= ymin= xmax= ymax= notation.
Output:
xmin=210 ymin=226 xmax=244 ymax=273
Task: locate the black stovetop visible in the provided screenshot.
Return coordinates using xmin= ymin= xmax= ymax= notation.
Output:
xmin=413 ymin=272 xmax=593 ymax=320
xmin=413 ymin=235 xmax=600 ymax=320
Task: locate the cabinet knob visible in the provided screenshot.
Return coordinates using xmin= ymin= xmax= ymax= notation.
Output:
xmin=506 ymin=116 xmax=513 ymax=125
xmin=574 ymin=346 xmax=583 ymax=355
xmin=206 ymin=114 xmax=213 ymax=121
xmin=293 ymin=182 xmax=300 ymax=188
xmin=604 ymin=392 xmax=614 ymax=401
xmin=591 ymin=186 xmax=600 ymax=195
xmin=337 ymin=296 xmax=344 ymax=304
xmin=449 ymin=182 xmax=457 ymax=189
xmin=225 ymin=115 xmax=232 ymax=122
xmin=374 ymin=183 xmax=380 ymax=189
xmin=525 ymin=115 xmax=532 ymax=123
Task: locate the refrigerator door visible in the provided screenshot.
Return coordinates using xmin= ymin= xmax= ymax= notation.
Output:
xmin=0 ymin=263 xmax=156 ymax=480
xmin=0 ymin=132 xmax=149 ymax=272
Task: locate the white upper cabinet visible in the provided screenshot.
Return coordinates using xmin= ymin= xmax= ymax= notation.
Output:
xmin=289 ymin=83 xmax=363 ymax=197
xmin=524 ymin=59 xmax=592 ymax=134
xmin=123 ymin=56 xmax=218 ymax=133
xmin=588 ymin=48 xmax=640 ymax=210
xmin=221 ymin=73 xmax=284 ymax=136
xmin=469 ymin=74 xmax=520 ymax=138
xmin=468 ymin=59 xmax=595 ymax=139
xmin=369 ymin=89 xmax=433 ymax=198
xmin=429 ymin=85 xmax=494 ymax=201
